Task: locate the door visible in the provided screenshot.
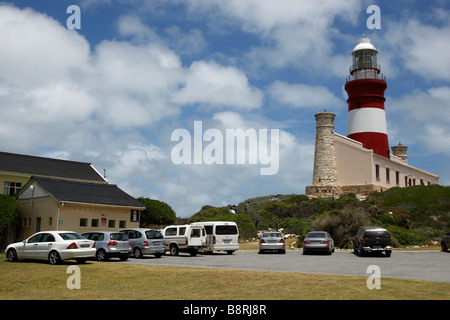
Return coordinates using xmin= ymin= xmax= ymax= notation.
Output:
xmin=35 ymin=217 xmax=41 ymax=233
xmin=21 ymin=233 xmax=41 ymax=259
xmin=34 ymin=233 xmax=56 ymax=259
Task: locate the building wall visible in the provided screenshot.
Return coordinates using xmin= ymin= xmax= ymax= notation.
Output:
xmin=334 ymin=133 xmax=373 ymax=186
xmin=17 ymin=196 xmax=140 ymax=240
xmin=333 ymin=132 xmax=439 ymax=195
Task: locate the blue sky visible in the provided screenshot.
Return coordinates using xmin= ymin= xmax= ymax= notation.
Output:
xmin=1 ymin=0 xmax=449 ymax=217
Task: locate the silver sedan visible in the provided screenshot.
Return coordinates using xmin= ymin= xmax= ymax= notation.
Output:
xmin=258 ymin=232 xmax=286 ymax=254
xmin=303 ymin=231 xmax=334 ymax=255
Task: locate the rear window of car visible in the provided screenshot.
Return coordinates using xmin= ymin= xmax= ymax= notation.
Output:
xmin=262 ymin=232 xmax=282 ymax=238
xmin=216 ymin=225 xmax=238 ymax=235
xmin=110 ymin=233 xmax=128 ymax=241
xmin=307 ymin=232 xmax=327 ymax=238
xmin=364 ymin=230 xmax=390 ymax=238
xmin=59 ymin=232 xmax=85 ymax=240
xmin=146 ymin=230 xmax=164 ymax=239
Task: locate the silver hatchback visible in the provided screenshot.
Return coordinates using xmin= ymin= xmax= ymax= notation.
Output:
xmin=82 ymin=231 xmax=131 ymax=261
xmin=120 ymin=228 xmax=165 ymax=258
xmin=259 ymin=232 xmax=286 ymax=254
xmin=303 ymin=231 xmax=335 ymax=255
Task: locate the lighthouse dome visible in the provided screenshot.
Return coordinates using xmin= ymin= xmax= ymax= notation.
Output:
xmin=352 ymin=36 xmax=377 ymax=53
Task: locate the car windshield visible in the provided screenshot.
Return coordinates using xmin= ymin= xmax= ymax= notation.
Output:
xmin=307 ymin=232 xmax=327 ymax=238
xmin=59 ymin=232 xmax=85 ymax=240
xmin=145 ymin=230 xmax=163 ymax=239
xmin=262 ymin=232 xmax=282 ymax=238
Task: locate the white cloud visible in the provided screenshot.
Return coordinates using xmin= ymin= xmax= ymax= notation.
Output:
xmin=173 ymin=60 xmax=263 ymax=110
xmin=0 ymin=4 xmax=90 ymax=87
xmin=383 ymin=18 xmax=450 ymax=81
xmin=267 ymin=80 xmax=342 ymax=109
xmin=389 ymin=86 xmax=450 ymax=155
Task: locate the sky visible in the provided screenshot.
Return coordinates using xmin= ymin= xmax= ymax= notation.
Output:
xmin=1 ymin=0 xmax=449 ymax=217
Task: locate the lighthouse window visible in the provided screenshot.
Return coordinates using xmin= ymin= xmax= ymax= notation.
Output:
xmin=375 ymin=164 xmax=380 ymax=181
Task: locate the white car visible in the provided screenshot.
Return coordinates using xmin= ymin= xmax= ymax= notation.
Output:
xmin=6 ymin=231 xmax=96 ymax=265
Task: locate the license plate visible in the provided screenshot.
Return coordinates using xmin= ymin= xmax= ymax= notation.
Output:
xmin=223 ymin=239 xmax=231 ymax=244
xmin=153 ymin=241 xmax=161 ymax=245
xmin=80 ymin=244 xmax=90 ymax=248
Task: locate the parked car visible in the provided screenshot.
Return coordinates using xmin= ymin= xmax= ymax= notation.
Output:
xmin=441 ymin=232 xmax=450 ymax=252
xmin=82 ymin=231 xmax=131 ymax=261
xmin=5 ymin=231 xmax=96 ymax=265
xmin=120 ymin=228 xmax=165 ymax=258
xmin=353 ymin=226 xmax=392 ymax=257
xmin=258 ymin=231 xmax=285 ymax=254
xmin=191 ymin=221 xmax=239 ymax=254
xmin=303 ymin=231 xmax=334 ymax=255
xmin=163 ymin=224 xmax=206 ymax=256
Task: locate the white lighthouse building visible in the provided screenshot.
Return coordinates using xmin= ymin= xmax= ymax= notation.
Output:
xmin=306 ymin=36 xmax=439 ymax=198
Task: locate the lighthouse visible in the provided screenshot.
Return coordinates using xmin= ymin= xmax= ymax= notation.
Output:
xmin=345 ymin=36 xmax=390 ymax=158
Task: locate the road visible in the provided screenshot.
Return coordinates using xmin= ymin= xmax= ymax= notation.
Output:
xmin=122 ymin=249 xmax=450 ymax=283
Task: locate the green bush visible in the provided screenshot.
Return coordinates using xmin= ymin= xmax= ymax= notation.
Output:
xmin=387 ymin=225 xmax=426 ymax=246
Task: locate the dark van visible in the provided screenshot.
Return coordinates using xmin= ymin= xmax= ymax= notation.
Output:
xmin=353 ymin=226 xmax=392 ymax=257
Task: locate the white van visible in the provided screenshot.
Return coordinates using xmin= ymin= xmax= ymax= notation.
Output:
xmin=163 ymin=224 xmax=206 ymax=256
xmin=191 ymin=221 xmax=239 ymax=254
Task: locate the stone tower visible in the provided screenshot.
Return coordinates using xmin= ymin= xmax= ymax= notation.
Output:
xmin=391 ymin=142 xmax=408 ymax=163
xmin=305 ymin=111 xmax=341 ymax=197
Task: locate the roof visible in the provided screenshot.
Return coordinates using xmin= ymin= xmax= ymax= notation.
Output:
xmin=29 ymin=177 xmax=145 ymax=209
xmin=0 ymin=151 xmax=106 ymax=183
xmin=352 ymin=36 xmax=377 ymax=53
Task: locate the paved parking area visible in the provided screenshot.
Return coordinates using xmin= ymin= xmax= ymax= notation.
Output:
xmin=122 ymin=250 xmax=450 ymax=283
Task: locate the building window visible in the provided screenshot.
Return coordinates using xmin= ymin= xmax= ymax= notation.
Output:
xmin=91 ymin=219 xmax=99 ymax=227
xmin=420 ymin=179 xmax=424 ymax=185
xmin=108 ymin=220 xmax=116 ymax=228
xmin=375 ymin=164 xmax=380 ymax=181
xmin=80 ymin=218 xmax=88 ymax=227
xmin=3 ymin=182 xmax=22 ymax=196
xmin=395 ymin=171 xmax=400 ymax=186
xmin=119 ymin=220 xmax=126 ymax=228
xmin=404 ymin=176 xmax=408 ymax=187
xmin=48 ymin=217 xmax=53 ymax=226
xmin=386 ymin=168 xmax=390 ymax=184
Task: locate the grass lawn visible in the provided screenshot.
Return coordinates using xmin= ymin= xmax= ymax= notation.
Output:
xmin=0 ymin=258 xmax=449 ymax=300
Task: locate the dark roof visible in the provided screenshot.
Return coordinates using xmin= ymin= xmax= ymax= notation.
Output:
xmin=0 ymin=151 xmax=106 ymax=183
xmin=31 ymin=177 xmax=145 ymax=208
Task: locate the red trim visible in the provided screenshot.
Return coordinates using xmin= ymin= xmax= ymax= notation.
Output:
xmin=345 ymin=79 xmax=387 ymax=112
xmin=347 ymin=132 xmax=390 ymax=158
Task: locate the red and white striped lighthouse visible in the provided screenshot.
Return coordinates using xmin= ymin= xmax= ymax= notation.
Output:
xmin=345 ymin=36 xmax=390 ymax=158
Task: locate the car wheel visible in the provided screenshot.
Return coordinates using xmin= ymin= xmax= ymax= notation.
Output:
xmin=119 ymin=254 xmax=129 ymax=261
xmin=48 ymin=251 xmax=61 ymax=265
xmin=76 ymin=258 xmax=87 ymax=264
xmin=6 ymin=248 xmax=18 ymax=262
xmin=154 ymin=253 xmax=162 ymax=258
xmin=96 ymin=249 xmax=107 ymax=261
xmin=170 ymin=244 xmax=179 ymax=256
xmin=226 ymin=250 xmax=234 ymax=255
xmin=358 ymin=245 xmax=365 ymax=257
xmin=133 ymin=247 xmax=143 ymax=258
xmin=189 ymin=250 xmax=198 ymax=257
xmin=385 ymin=250 xmax=391 ymax=257
xmin=442 ymin=242 xmax=448 ymax=252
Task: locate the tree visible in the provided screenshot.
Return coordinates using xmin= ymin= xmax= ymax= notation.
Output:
xmin=0 ymin=194 xmax=19 ymax=249
xmin=137 ymin=197 xmax=176 ymax=227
